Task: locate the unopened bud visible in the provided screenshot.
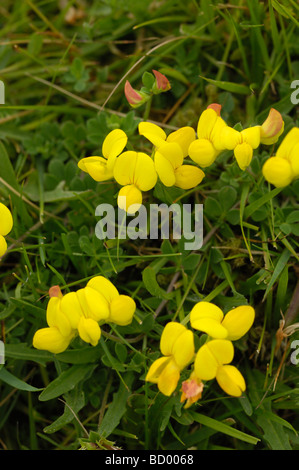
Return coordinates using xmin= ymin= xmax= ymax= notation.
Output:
xmin=207 ymin=103 xmax=222 ymax=116
xmin=124 ymin=80 xmax=150 ymax=108
xmin=260 ymin=108 xmax=284 ymax=145
xmin=152 ymin=70 xmax=171 ymax=94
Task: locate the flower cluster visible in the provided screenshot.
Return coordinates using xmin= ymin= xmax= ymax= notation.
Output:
xmin=145 ymin=301 xmax=255 ymax=407
xmin=33 ymin=276 xmax=136 ymax=354
xmin=0 ymin=202 xmax=13 ymax=258
xmin=78 ymin=104 xmax=293 ymax=215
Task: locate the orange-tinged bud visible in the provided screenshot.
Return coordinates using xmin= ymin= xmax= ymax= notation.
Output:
xmin=207 ymin=103 xmax=222 ymax=116
xmin=49 ymin=285 xmax=63 ymax=298
xmin=260 ymin=108 xmax=284 ymax=145
xmin=124 ymin=80 xmax=149 ymax=108
xmin=152 ymin=70 xmax=171 ymax=93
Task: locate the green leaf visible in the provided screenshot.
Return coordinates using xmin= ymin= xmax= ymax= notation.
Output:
xmin=43 ymin=389 xmax=86 ymax=434
xmin=98 ymin=373 xmax=134 ymax=438
xmin=0 ymin=367 xmax=42 ymax=392
xmin=199 ymin=75 xmax=251 ymax=94
xmin=39 ymin=364 xmax=96 ymax=401
xmin=189 ymin=411 xmax=260 ymax=445
xmin=142 ymin=266 xmax=172 ymax=299
xmin=262 ymin=248 xmax=291 ymax=301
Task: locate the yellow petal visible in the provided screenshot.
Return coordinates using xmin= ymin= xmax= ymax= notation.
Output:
xmin=109 ymin=295 xmax=136 ymax=325
xmin=0 ymin=235 xmax=7 ymax=258
xmin=289 ymin=143 xmax=299 ymax=177
xmin=78 ymin=156 xmax=113 ymax=181
xmin=117 ymin=184 xmax=142 ymax=214
xmin=172 ymin=329 xmax=194 ymax=369
xmin=197 ymin=108 xmax=218 ymax=140
xmin=262 ymin=157 xmax=293 ymax=187
xmin=190 ymin=301 xmax=224 ymax=324
xmin=158 ymin=359 xmax=181 ymax=396
xmin=33 ymin=327 xmax=73 ymax=354
xmin=166 ymin=126 xmax=196 ymax=157
xmin=241 ymin=126 xmax=260 ymax=149
xmin=276 ymin=127 xmax=299 ymax=160
xmin=174 ymin=165 xmax=205 ymax=190
xmin=84 ymin=286 xmax=111 ymax=321
xmin=210 ymin=117 xmax=227 ymax=150
xmin=87 ymin=276 xmax=119 ymax=303
xmin=234 ymin=142 xmax=253 ymax=170
xmin=188 ymin=139 xmax=218 ymax=167
xmin=46 ymin=297 xmax=72 ymax=337
xmin=102 ymin=129 xmax=127 ymax=160
xmin=157 ymin=142 xmax=184 ymax=169
xmin=76 ymin=287 xmax=110 ymax=322
xmin=194 ymin=339 xmax=234 ymax=381
xmin=190 ymin=302 xmax=227 ymax=339
xmin=113 ymin=151 xmax=137 ymax=186
xmin=220 ymin=126 xmax=241 ymax=150
xmin=60 ymin=292 xmax=84 ymax=329
xmin=138 ymin=121 xmax=167 ymax=147
xmin=77 ymin=316 xmax=101 ymax=346
xmin=133 ymin=152 xmax=157 ymax=191
xmin=160 ymin=322 xmax=187 ymax=357
xmin=216 ymin=365 xmax=246 ymax=396
xmin=221 ymin=305 xmax=255 ymax=341
xmin=154 ymin=151 xmax=176 ymax=187
xmin=145 ymin=356 xmax=170 ymax=383
xmin=0 ymin=203 xmax=13 ymax=236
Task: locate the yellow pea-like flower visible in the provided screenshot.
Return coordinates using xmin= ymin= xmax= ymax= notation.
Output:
xmin=113 ymin=150 xmax=157 ymax=214
xmin=145 ymin=322 xmax=195 ymax=396
xmin=86 ymin=276 xmax=136 ymax=326
xmin=0 ymin=202 xmax=13 ymax=258
xmin=221 ymin=125 xmax=261 ymax=170
xmin=188 ymin=107 xmax=227 ymax=168
xmin=190 ymin=301 xmax=255 ymax=341
xmin=194 ymin=339 xmax=246 ymax=397
xmin=78 ymin=129 xmax=128 ymax=182
xmin=33 ymin=277 xmax=136 ymax=353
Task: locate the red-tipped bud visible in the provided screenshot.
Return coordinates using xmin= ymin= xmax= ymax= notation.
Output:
xmin=152 ymin=70 xmax=171 ymax=93
xmin=124 ymin=80 xmax=150 ymax=108
xmin=207 ymin=103 xmax=222 ymax=116
xmin=49 ymin=285 xmax=63 ymax=298
xmin=260 ymin=108 xmax=284 ymax=145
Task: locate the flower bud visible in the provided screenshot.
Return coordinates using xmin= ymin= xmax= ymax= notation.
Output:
xmin=260 ymin=108 xmax=284 ymax=145
xmin=152 ymin=70 xmax=171 ymax=94
xmin=124 ymin=80 xmax=150 ymax=108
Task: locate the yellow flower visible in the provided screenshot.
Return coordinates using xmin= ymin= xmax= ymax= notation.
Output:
xmin=78 ymin=129 xmax=127 ymax=182
xmin=33 ymin=277 xmax=136 ymax=353
xmin=86 ymin=276 xmax=136 ymax=326
xmin=113 ymin=150 xmax=157 ymax=214
xmin=138 ymin=121 xmax=196 ymax=157
xmin=138 ymin=122 xmax=203 ymax=189
xmin=260 ymin=108 xmax=284 ymax=145
xmin=154 ymin=142 xmax=205 ymax=189
xmin=221 ymin=125 xmax=261 ymax=170
xmin=190 ymin=301 xmax=255 ymax=340
xmin=145 ymin=322 xmax=194 ymax=396
xmin=188 ymin=107 xmax=227 ymax=167
xmin=262 ymin=127 xmax=299 ymax=187
xmin=194 ymin=339 xmax=246 ymax=397
xmin=0 ymin=202 xmax=13 ymax=258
